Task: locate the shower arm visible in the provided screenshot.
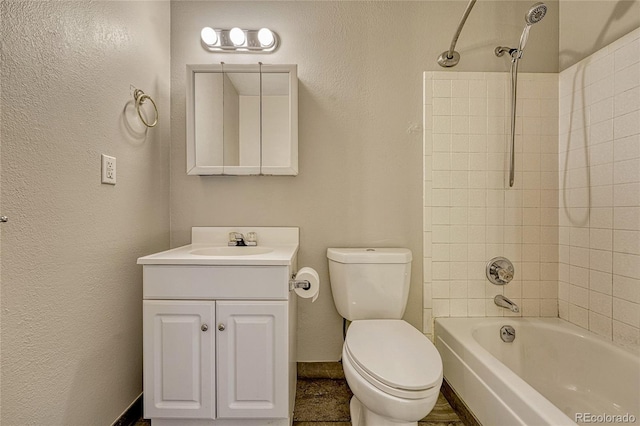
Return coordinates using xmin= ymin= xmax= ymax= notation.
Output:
xmin=437 ymin=0 xmax=477 ymax=67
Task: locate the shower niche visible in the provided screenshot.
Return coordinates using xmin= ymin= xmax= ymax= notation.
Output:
xmin=186 ymin=64 xmax=298 ymax=176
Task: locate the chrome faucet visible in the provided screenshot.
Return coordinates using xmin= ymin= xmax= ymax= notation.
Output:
xmin=228 ymin=232 xmax=257 ymax=246
xmin=228 ymin=232 xmax=247 ymax=246
xmin=494 ymin=294 xmax=520 ymax=313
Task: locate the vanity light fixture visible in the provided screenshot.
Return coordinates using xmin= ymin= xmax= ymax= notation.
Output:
xmin=200 ymin=27 xmax=279 ymax=52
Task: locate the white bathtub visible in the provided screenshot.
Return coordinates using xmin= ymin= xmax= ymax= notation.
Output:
xmin=435 ymin=317 xmax=640 ymax=426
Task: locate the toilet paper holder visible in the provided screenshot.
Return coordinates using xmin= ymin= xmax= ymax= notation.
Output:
xmin=289 ymin=275 xmax=311 ymax=291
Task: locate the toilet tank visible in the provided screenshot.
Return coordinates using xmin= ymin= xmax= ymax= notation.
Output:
xmin=327 ymin=248 xmax=412 ymax=321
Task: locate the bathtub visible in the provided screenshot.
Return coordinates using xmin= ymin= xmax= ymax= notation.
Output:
xmin=435 ymin=317 xmax=639 ymax=426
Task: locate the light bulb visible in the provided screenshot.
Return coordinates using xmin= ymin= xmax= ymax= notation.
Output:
xmin=229 ymin=27 xmax=245 ymax=46
xmin=257 ymin=28 xmax=275 ymax=47
xmin=200 ymin=27 xmax=217 ymax=46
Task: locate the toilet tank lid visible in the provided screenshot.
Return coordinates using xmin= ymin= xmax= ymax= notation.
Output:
xmin=327 ymin=248 xmax=412 ymax=264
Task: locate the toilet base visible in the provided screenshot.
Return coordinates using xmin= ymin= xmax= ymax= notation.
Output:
xmin=350 ymin=396 xmax=418 ymax=426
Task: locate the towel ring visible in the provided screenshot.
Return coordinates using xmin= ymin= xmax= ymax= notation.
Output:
xmin=133 ymin=88 xmax=158 ymax=128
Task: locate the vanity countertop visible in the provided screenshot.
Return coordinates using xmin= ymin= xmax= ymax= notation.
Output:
xmin=137 ymin=243 xmax=298 ymax=266
xmin=137 ymin=226 xmax=299 ymax=266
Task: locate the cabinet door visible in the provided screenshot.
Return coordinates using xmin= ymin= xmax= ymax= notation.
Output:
xmin=143 ymin=301 xmax=215 ymax=419
xmin=216 ymin=301 xmax=288 ymax=418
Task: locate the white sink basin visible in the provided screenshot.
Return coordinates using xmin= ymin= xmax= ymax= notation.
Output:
xmin=190 ymin=246 xmax=274 ymax=257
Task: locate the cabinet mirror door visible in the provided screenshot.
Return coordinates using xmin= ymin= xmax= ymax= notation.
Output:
xmin=222 ymin=71 xmax=261 ymax=173
xmin=187 ymin=64 xmax=297 ymax=176
xmin=261 ymin=71 xmax=296 ymax=174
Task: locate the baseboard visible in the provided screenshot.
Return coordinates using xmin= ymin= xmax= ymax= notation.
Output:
xmin=112 ymin=393 xmax=143 ymax=426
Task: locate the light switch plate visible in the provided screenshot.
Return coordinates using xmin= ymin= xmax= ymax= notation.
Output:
xmin=101 ymin=154 xmax=116 ymax=185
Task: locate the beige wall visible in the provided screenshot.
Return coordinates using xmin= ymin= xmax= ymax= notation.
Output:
xmin=1 ymin=1 xmax=170 ymax=424
xmin=559 ymin=0 xmax=640 ymax=71
xmin=170 ymin=1 xmax=559 ymax=361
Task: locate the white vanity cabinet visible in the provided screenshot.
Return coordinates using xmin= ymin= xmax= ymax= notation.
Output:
xmin=143 ymin=299 xmax=288 ymax=421
xmin=138 ymin=226 xmax=300 ymax=426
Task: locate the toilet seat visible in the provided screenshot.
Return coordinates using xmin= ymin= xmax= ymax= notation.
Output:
xmin=344 ymin=320 xmax=443 ymax=400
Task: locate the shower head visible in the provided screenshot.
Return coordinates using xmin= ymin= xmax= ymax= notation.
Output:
xmin=518 ymin=2 xmax=547 ymax=53
xmin=525 ymin=2 xmax=547 ymax=25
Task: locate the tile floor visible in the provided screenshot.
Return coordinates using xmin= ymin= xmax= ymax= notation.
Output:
xmin=135 ymin=362 xmax=466 ymax=426
xmin=293 ymin=362 xmax=465 ymax=426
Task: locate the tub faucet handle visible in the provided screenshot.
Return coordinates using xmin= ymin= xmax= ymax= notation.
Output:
xmin=498 ymin=268 xmax=513 ymax=282
xmin=486 ymin=257 xmax=515 ymax=285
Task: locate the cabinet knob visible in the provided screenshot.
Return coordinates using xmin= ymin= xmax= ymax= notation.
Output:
xmin=201 ymin=324 xmax=209 ymax=332
xmin=218 ymin=323 xmax=226 ymax=331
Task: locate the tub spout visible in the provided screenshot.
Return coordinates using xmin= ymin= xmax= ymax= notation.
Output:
xmin=494 ymin=294 xmax=520 ymax=313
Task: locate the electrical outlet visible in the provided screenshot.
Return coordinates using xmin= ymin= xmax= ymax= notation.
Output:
xmin=101 ymin=154 xmax=116 ymax=185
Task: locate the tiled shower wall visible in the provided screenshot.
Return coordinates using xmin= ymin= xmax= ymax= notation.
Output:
xmin=558 ymin=28 xmax=640 ymax=349
xmin=423 ymin=72 xmax=559 ymax=337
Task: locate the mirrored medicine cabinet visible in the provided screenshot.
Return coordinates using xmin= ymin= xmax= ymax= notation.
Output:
xmin=186 ymin=64 xmax=298 ymax=176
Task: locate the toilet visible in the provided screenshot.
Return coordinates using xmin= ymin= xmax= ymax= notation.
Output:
xmin=327 ymin=248 xmax=443 ymax=426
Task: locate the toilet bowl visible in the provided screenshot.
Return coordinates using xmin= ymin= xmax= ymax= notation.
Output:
xmin=341 ymin=319 xmax=443 ymax=426
xmin=327 ymin=248 xmax=443 ymax=426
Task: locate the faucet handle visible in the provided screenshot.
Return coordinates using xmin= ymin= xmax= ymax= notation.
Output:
xmin=245 ymin=232 xmax=258 ymax=246
xmin=497 ymin=268 xmax=513 ymax=282
xmin=486 ymin=257 xmax=515 ymax=285
xmin=228 ymin=232 xmax=245 ymax=246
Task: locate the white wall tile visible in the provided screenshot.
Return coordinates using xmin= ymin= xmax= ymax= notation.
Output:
xmin=590 ymin=270 xmax=613 ymax=295
xmin=589 ymin=311 xmax=612 ymax=339
xmin=433 ymin=299 xmax=450 ymax=317
xmin=614 ymin=110 xmax=640 ymax=140
xmin=452 ymin=80 xmax=469 ymax=98
xmin=613 ymin=320 xmax=639 ymax=348
xmin=614 ymin=86 xmax=640 ymax=117
xmin=614 ymin=230 xmax=640 ymax=255
xmin=614 ymin=37 xmax=640 ymax=71
xmin=613 ymin=275 xmax=640 ymax=303
xmin=433 ymin=80 xmax=452 ymax=98
xmin=425 ymin=73 xmax=559 ymax=329
xmin=613 ymin=252 xmax=640 ymax=279
xmin=614 ymin=62 xmax=640 ymax=95
xmin=614 ymin=183 xmax=640 ymax=207
xmin=433 ymin=97 xmax=452 ymax=116
xmin=614 ymin=207 xmax=640 ymax=230
xmin=450 ymin=299 xmax=468 ymax=317
xmin=569 ymin=303 xmax=589 ymax=328
xmin=423 ymin=309 xmax=433 ymax=334
xmin=590 ymin=290 xmax=612 ymax=316
xmin=613 ymin=298 xmax=640 ymax=327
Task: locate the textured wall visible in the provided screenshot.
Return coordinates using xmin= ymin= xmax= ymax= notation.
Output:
xmin=170 ymin=1 xmax=559 ymax=361
xmin=559 ymin=0 xmax=640 ymax=71
xmin=423 ymin=72 xmax=559 ymax=336
xmin=558 ymin=28 xmax=640 ymax=350
xmin=0 ymin=1 xmax=170 ymax=424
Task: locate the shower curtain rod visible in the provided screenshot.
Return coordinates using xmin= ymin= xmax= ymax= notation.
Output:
xmin=437 ymin=0 xmax=477 ymax=67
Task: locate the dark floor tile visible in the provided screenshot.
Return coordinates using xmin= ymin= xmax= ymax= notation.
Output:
xmin=293 ymin=423 xmax=352 ymax=426
xmin=420 ymin=392 xmax=463 ymax=423
xmin=293 ymin=378 xmax=353 ymax=422
xmin=298 ymin=361 xmax=346 ymax=379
